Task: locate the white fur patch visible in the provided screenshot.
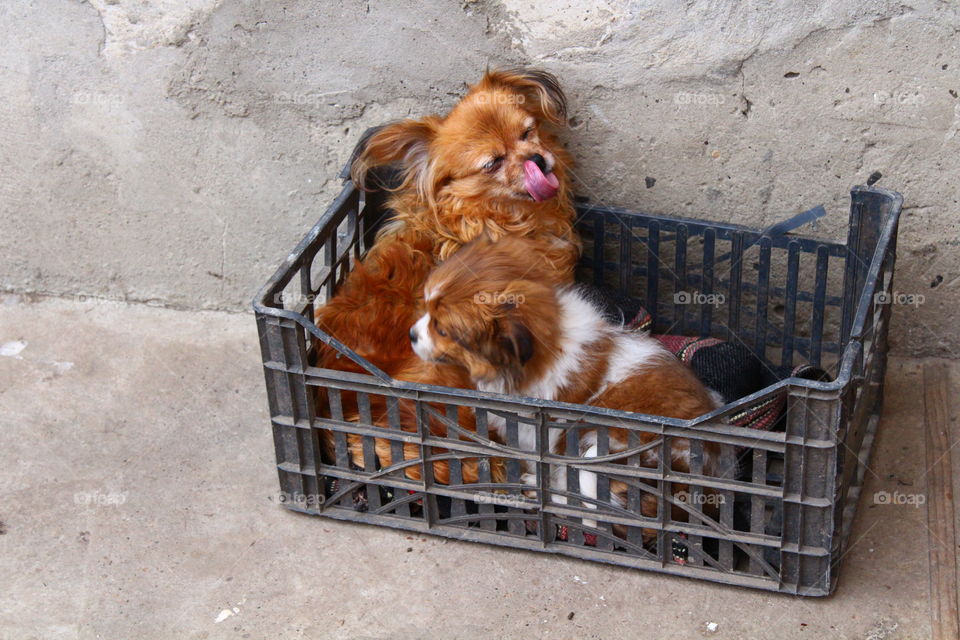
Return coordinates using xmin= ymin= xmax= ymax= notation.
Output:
xmin=604 ymin=334 xmax=667 ymax=385
xmin=578 ymin=441 xmax=600 ymax=529
xmin=480 ymin=409 xmax=543 ymax=473
xmin=522 ymin=288 xmax=610 ymax=401
xmin=477 ymin=378 xmax=507 ymax=395
xmin=707 ymin=389 xmax=725 ymax=408
xmin=410 ymin=313 xmax=434 ymax=361
xmin=543 ymin=431 xmax=600 ymax=527
xmin=424 ymin=281 xmax=443 ymax=302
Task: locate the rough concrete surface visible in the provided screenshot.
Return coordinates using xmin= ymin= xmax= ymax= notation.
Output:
xmin=0 ymin=1 xmax=958 ymax=357
xmin=0 ymin=296 xmax=951 ymax=639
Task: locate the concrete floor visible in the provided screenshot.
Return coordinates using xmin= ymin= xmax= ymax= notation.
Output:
xmin=0 ymin=295 xmax=953 ymax=639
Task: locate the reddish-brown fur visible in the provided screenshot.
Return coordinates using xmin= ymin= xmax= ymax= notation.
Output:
xmin=590 ymin=366 xmax=722 ymax=543
xmin=417 ymin=231 xmax=571 ymax=386
xmin=313 ymin=69 xmax=578 ymax=485
xmin=312 ymin=229 xmax=505 ymax=484
xmin=314 ymin=227 xmax=434 ymax=374
xmin=317 ymin=357 xmax=506 ymax=485
xmin=352 ymin=69 xmax=580 ymax=278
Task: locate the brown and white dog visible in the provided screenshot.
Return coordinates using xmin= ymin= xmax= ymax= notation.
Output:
xmin=409 ymin=235 xmax=726 ymax=539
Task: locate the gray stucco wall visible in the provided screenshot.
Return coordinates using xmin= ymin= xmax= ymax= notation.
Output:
xmin=2 ymin=0 xmax=957 ymax=357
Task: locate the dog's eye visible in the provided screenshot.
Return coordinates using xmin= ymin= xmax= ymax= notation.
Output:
xmin=520 ymin=128 xmax=534 ymax=141
xmin=483 ymin=156 xmax=504 ymax=172
xmin=436 ymin=326 xmax=447 ymax=337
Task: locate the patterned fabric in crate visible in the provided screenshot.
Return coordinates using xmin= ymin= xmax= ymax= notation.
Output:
xmin=624 ymin=305 xmax=830 ymax=431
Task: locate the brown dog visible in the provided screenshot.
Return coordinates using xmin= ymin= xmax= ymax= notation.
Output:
xmin=314 ymin=69 xmax=578 ymax=486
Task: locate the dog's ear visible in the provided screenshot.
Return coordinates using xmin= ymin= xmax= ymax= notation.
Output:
xmin=496 ymin=315 xmax=534 ymax=365
xmin=483 ymin=68 xmax=567 ymax=126
xmin=350 ymin=118 xmax=439 ymax=193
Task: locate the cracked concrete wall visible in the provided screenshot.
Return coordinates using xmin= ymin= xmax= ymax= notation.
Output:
xmin=1 ymin=0 xmax=957 ymax=357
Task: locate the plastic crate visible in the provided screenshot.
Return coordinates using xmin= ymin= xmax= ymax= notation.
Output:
xmin=253 ymin=175 xmax=902 ymax=595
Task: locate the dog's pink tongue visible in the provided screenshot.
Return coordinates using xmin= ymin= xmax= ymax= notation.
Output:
xmin=523 ymin=160 xmax=560 ymax=202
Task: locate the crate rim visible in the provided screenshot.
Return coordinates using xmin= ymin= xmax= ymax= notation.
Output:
xmin=296 ymin=358 xmax=825 ymax=443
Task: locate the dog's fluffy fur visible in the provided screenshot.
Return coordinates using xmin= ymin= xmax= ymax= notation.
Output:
xmin=314 ymin=69 xmax=578 ymax=485
xmin=410 ymin=235 xmax=726 ymax=541
xmin=352 ymin=68 xmax=580 ymax=278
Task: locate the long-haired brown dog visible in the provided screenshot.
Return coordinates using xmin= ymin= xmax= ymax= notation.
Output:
xmin=314 ymin=69 xmax=578 ymax=486
xmin=352 ymin=68 xmax=579 ymax=272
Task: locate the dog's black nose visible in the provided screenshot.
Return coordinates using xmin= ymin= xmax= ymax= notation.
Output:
xmin=409 ymin=327 xmax=418 ymax=344
xmin=529 ymin=153 xmax=548 ymax=173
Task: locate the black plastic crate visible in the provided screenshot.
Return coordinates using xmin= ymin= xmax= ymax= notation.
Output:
xmin=254 ymin=176 xmax=901 ymax=595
